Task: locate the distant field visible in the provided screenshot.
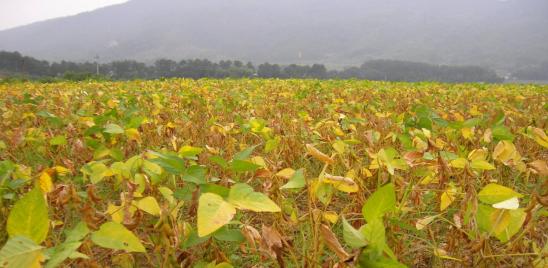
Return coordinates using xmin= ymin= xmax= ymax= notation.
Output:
xmin=0 ymin=79 xmax=546 ymax=267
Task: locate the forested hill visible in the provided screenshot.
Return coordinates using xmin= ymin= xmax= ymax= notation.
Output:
xmin=0 ymin=0 xmax=547 ymax=71
xmin=0 ymin=51 xmax=504 ymax=83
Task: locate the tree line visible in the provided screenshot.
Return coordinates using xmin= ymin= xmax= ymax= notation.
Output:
xmin=0 ymin=51 xmax=506 ymax=83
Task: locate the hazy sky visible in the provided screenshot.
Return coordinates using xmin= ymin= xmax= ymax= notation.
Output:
xmin=0 ymin=0 xmax=128 ymax=31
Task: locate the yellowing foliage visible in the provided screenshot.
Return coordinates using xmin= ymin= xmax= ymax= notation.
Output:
xmin=0 ymin=79 xmax=545 ymax=267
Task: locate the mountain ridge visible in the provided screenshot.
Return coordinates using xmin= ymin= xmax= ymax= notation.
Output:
xmin=1 ymin=0 xmax=547 ymax=70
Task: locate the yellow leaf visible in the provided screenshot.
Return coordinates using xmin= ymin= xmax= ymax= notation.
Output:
xmin=323 ymin=211 xmax=339 ymax=224
xmin=275 ymin=168 xmax=295 ymax=179
xmin=53 ymin=166 xmax=71 ymax=176
xmin=489 ymin=209 xmax=512 ymax=235
xmin=468 ymin=149 xmax=488 ymax=162
xmin=107 ymin=99 xmax=118 ymax=108
xmin=420 ymin=175 xmax=438 ymax=185
xmin=361 ymin=168 xmax=373 ymax=178
xmin=435 ymin=138 xmax=446 ymax=149
xmin=413 ymin=136 xmax=428 ymax=152
xmin=13 ymin=165 xmax=32 ymax=181
xmin=530 ymin=127 xmax=548 ymax=148
xmin=493 ymin=141 xmax=522 ymax=166
xmin=106 ymin=203 xmax=136 ymax=223
xmin=461 ymin=127 xmax=474 ymax=140
xmin=250 ymin=156 xmax=267 ymax=169
xmin=450 ymin=158 xmax=467 ymax=169
xmin=333 ymin=127 xmax=345 ymax=137
xmin=166 ymin=122 xmax=176 ymax=129
xmin=440 ymin=187 xmax=457 ymax=211
xmin=125 ymin=128 xmax=141 ymax=143
xmin=38 ymin=171 xmax=53 ymax=193
xmin=470 ymin=160 xmax=496 ymax=170
xmin=134 ymin=196 xmax=161 ymax=216
xmin=198 ymin=193 xmax=236 ymax=237
xmin=470 ymin=105 xmax=481 ymax=116
xmin=332 ymin=140 xmax=346 ymax=154
xmin=422 ymin=128 xmax=432 ymax=138
xmin=453 ymin=112 xmax=465 ymax=121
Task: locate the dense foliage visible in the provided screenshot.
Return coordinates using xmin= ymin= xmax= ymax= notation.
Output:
xmin=0 ymin=79 xmax=546 ymax=267
xmin=0 ymin=51 xmax=504 ymax=83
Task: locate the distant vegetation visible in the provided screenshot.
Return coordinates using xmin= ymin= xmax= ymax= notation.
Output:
xmin=0 ymin=51 xmax=506 ymax=83
xmin=513 ymin=62 xmax=548 ymax=82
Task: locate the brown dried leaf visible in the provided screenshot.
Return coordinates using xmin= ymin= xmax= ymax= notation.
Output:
xmin=319 ymin=224 xmax=350 ymax=261
xmin=242 ymin=225 xmax=261 ymax=253
xmin=87 ymin=184 xmax=102 ymax=204
xmin=261 ymin=225 xmax=285 ymax=268
xmin=404 ymin=151 xmax=424 ymax=166
xmin=529 ymin=160 xmax=548 ymax=176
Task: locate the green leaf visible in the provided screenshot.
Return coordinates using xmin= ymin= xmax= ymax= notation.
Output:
xmin=264 ymin=138 xmax=280 ymax=153
xmin=178 ymin=145 xmax=203 ymax=158
xmin=7 ymin=187 xmax=49 ymax=244
xmin=158 ymin=187 xmax=175 ymax=204
xmin=229 ymin=160 xmax=261 ymax=172
xmin=173 ymin=184 xmax=198 ymax=201
xmin=200 ymin=184 xmax=230 ymax=198
xmin=227 ymin=183 xmax=281 ymax=212
xmin=280 ymin=169 xmax=306 ymax=189
xmin=233 ymin=145 xmax=258 ymax=160
xmin=148 ymin=151 xmax=185 ymax=175
xmin=182 ymin=165 xmax=207 ymax=184
xmin=0 ymin=236 xmax=44 ymax=268
xmin=463 ymin=118 xmax=482 ymax=128
xmin=65 ymin=222 xmax=90 ymax=243
xmin=91 ymin=222 xmax=146 ymax=253
xmin=109 ymin=148 xmax=124 ymax=161
xmin=81 ymin=161 xmax=112 ymax=184
xmin=49 ymin=135 xmax=67 ymax=146
xmin=68 ymin=251 xmax=88 ymax=260
xmin=212 ymin=226 xmax=245 ymax=242
xmin=491 ymin=125 xmax=514 ymax=142
xmin=362 ymin=218 xmax=386 ymax=256
xmin=197 ymin=193 xmax=236 ymax=237
xmin=103 ymin=123 xmax=125 ymax=134
xmin=342 ymin=217 xmax=367 ymax=249
xmin=478 ymin=183 xmax=523 ymax=204
xmin=45 ymin=242 xmax=82 ymax=268
xmin=362 ymin=183 xmax=396 ymax=222
xmin=181 ymin=227 xmax=209 ymax=249
xmin=209 ymin=156 xmax=228 ymax=169
xmin=92 ymin=146 xmax=111 ymax=160
xmin=377 ymin=148 xmax=408 ymax=175
xmin=358 ymin=249 xmax=407 ymax=268
xmin=44 ymin=223 xmax=90 ymax=267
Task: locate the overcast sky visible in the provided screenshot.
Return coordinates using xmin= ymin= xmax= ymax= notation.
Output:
xmin=0 ymin=0 xmax=128 ymax=31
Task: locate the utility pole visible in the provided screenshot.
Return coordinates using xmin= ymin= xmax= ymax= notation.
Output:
xmin=94 ymin=55 xmax=100 ymax=75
